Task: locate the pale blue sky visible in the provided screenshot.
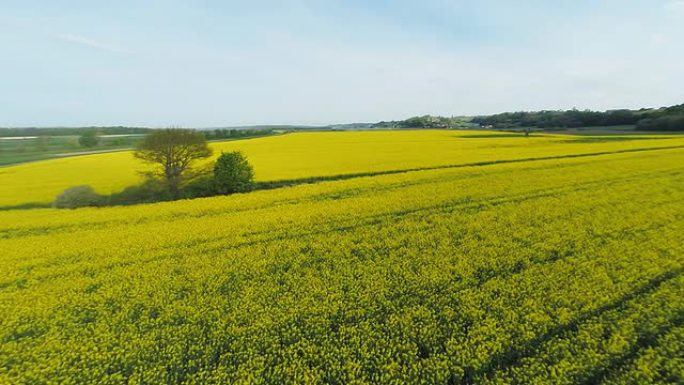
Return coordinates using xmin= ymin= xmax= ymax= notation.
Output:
xmin=1 ymin=0 xmax=683 ymax=127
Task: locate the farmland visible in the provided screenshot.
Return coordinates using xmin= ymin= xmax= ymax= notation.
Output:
xmin=1 ymin=130 xmax=684 ymax=208
xmin=0 ymin=128 xmax=279 ymax=167
xmin=0 ymin=134 xmax=146 ymax=166
xmin=0 ymin=130 xmax=682 ymax=384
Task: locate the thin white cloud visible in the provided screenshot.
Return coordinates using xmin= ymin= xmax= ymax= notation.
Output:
xmin=58 ymin=34 xmax=131 ymax=54
xmin=664 ymin=0 xmax=684 ymax=15
xmin=650 ymin=33 xmax=666 ymax=44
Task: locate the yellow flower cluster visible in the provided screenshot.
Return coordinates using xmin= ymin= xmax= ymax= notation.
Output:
xmin=0 ymin=132 xmax=682 ymax=384
xmin=1 ymin=130 xmax=683 ymax=207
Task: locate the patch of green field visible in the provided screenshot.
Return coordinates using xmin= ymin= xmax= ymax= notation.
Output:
xmin=0 ymin=135 xmax=145 ymax=166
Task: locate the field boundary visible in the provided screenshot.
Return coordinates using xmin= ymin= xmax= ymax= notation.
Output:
xmin=3 ymin=144 xmax=683 ymax=211
xmin=255 ymin=144 xmax=684 ymax=189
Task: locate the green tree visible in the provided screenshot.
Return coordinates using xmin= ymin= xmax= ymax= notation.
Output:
xmin=134 ymin=129 xmax=212 ymax=198
xmin=78 ymin=131 xmax=100 ymax=148
xmin=213 ymin=151 xmax=255 ymax=194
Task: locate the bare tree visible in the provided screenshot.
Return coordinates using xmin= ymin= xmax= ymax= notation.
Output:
xmin=134 ymin=128 xmax=212 ymax=198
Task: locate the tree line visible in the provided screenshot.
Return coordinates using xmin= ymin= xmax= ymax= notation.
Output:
xmin=471 ymin=103 xmax=684 ymax=131
xmin=57 ymin=128 xmax=277 ymax=151
xmin=203 ymin=128 xmax=276 ymax=140
xmin=1 ymin=126 xmax=276 ymax=140
xmin=0 ymin=126 xmax=152 ymax=137
xmin=634 ymin=104 xmax=684 ymax=131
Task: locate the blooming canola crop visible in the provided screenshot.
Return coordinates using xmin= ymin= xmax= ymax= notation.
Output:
xmin=1 ymin=129 xmax=684 ymax=207
xmin=0 ymin=131 xmax=683 ymax=384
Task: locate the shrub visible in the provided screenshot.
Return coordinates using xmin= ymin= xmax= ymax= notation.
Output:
xmin=213 ymin=152 xmax=255 ymax=194
xmin=53 ymin=185 xmax=104 ymax=209
xmin=182 ymin=175 xmax=217 ymax=199
xmin=78 ymin=131 xmax=100 ymax=148
xmin=109 ymin=179 xmax=172 ymax=206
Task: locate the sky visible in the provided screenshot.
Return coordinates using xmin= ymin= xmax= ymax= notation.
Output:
xmin=1 ymin=0 xmax=683 ymax=127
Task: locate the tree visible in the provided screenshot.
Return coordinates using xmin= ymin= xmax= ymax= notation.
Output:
xmin=79 ymin=130 xmax=100 ymax=148
xmin=134 ymin=129 xmax=212 ymax=198
xmin=213 ymin=151 xmax=255 ymax=194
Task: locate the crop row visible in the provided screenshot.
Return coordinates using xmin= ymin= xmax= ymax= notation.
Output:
xmin=1 ymin=148 xmax=683 ymax=384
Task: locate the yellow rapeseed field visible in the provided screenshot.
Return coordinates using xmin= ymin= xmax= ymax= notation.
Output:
xmin=1 ymin=130 xmax=684 ymax=207
xmin=1 ymin=130 xmax=683 ymax=384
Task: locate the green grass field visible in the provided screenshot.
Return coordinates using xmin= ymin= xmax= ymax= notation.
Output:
xmin=0 ymin=135 xmax=147 ymax=166
xmin=1 ymin=130 xmax=682 ymax=384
